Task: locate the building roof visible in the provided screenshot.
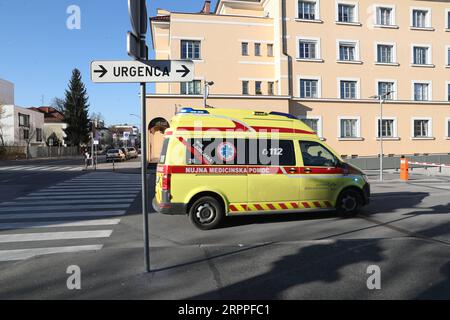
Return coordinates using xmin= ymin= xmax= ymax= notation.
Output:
xmin=29 ymin=106 xmax=65 ymax=124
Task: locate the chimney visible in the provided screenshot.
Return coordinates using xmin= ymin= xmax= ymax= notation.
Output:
xmin=200 ymin=0 xmax=211 ymax=14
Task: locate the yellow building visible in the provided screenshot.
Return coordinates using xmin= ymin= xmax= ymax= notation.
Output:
xmin=147 ymin=0 xmax=450 ymax=162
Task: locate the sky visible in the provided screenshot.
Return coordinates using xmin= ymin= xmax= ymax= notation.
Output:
xmin=0 ymin=0 xmax=218 ymax=127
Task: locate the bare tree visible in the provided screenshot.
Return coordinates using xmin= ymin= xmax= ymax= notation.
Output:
xmin=50 ymin=97 xmax=65 ymax=113
xmin=21 ymin=124 xmax=37 ymax=159
xmin=0 ymin=104 xmax=5 ymax=146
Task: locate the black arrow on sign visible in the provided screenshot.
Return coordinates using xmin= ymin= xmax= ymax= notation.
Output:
xmin=94 ymin=65 xmax=107 ymax=78
xmin=176 ymin=65 xmax=190 ymax=78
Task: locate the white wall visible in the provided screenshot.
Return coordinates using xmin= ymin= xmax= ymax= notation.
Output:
xmin=0 ymin=105 xmax=44 ymax=146
xmin=0 ymin=79 xmax=14 ymax=105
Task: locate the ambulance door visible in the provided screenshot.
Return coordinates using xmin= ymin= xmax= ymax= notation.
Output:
xmin=298 ymin=140 xmax=342 ymax=206
xmin=247 ymin=139 xmax=299 ymax=210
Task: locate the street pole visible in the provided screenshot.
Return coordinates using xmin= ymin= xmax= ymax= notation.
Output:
xmin=203 ymin=81 xmax=208 ymax=108
xmin=379 ymin=97 xmax=384 ymax=181
xmin=141 ymin=82 xmax=150 ymax=272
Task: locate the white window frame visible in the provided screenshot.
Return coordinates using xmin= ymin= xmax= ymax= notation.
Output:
xmin=254 ymin=43 xmax=261 ymax=56
xmin=336 ymin=1 xmax=359 ymax=24
xmin=242 ymin=42 xmax=249 ymax=56
xmin=410 ymin=7 xmax=432 ymax=29
xmin=338 ymin=116 xmax=361 ymax=139
xmin=373 ymin=4 xmax=396 ymax=27
xmin=297 ymin=75 xmax=322 ymax=99
xmin=296 ymin=0 xmax=321 ymax=21
xmin=374 ymin=42 xmax=397 ymax=64
xmin=298 ymin=115 xmax=323 ymax=138
xmin=411 ymin=117 xmax=433 ymax=138
xmin=445 ymin=117 xmax=450 ymax=138
xmin=296 ymin=36 xmax=322 ymax=60
xmin=375 ymin=79 xmax=397 ymax=100
xmin=375 ymin=117 xmax=398 ymax=138
xmin=336 ymin=39 xmax=360 ymax=62
xmin=337 ymin=77 xmax=360 ymax=99
xmin=411 ymin=44 xmax=433 ymax=66
xmin=411 ymin=80 xmax=432 ymax=101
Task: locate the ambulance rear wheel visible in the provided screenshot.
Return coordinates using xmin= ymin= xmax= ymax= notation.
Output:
xmin=336 ymin=189 xmax=362 ymax=217
xmin=189 ymin=196 xmax=224 ymax=230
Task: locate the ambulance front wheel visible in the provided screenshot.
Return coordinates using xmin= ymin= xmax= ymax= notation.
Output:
xmin=189 ymin=196 xmax=224 ymax=230
xmin=336 ymin=189 xmax=362 ymax=218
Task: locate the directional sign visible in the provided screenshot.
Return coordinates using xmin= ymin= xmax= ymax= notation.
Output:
xmin=90 ymin=60 xmax=195 ymax=83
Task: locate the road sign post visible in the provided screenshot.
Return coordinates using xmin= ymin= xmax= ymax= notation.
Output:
xmin=91 ymin=0 xmax=194 ymax=273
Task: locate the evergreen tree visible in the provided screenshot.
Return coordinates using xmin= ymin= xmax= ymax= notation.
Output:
xmin=63 ymin=69 xmax=90 ymax=147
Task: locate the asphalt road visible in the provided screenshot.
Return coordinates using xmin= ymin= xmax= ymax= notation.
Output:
xmin=0 ymin=158 xmax=449 ymax=299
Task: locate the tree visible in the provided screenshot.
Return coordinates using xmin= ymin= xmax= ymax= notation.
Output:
xmin=63 ymin=69 xmax=90 ymax=148
xmin=50 ymin=97 xmax=66 ymax=114
xmin=0 ymin=104 xmax=5 ymax=146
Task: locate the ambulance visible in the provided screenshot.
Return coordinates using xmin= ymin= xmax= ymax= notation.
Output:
xmin=153 ymin=108 xmax=370 ymax=230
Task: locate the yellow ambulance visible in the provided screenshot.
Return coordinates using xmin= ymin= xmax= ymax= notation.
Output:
xmin=153 ymin=108 xmax=370 ymax=230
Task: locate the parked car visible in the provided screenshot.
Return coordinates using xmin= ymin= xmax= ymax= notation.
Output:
xmin=106 ymin=149 xmax=126 ymax=162
xmin=120 ymin=148 xmax=130 ymax=160
xmin=126 ymin=147 xmax=138 ymax=159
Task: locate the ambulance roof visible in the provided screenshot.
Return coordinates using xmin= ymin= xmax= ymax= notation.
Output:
xmin=166 ymin=107 xmax=318 ymax=137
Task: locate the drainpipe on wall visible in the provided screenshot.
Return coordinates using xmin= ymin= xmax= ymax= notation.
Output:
xmin=281 ymin=0 xmax=293 ymax=97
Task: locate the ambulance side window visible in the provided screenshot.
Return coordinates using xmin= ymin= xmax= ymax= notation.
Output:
xmin=159 ymin=139 xmax=170 ymax=164
xmin=252 ymin=140 xmax=295 ymax=166
xmin=186 ymin=138 xmax=246 ymax=165
xmin=299 ymin=141 xmax=338 ymax=167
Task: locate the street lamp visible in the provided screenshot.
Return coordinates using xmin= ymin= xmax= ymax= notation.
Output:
xmin=370 ymin=91 xmax=395 ymax=181
xmin=204 ymin=81 xmax=214 ymax=108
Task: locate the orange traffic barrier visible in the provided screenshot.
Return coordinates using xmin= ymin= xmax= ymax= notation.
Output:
xmin=400 ymin=156 xmax=409 ymax=181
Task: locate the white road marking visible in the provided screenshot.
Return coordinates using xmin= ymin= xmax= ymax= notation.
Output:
xmin=0 ymin=230 xmax=113 ymax=243
xmin=25 ymin=191 xmax=140 ymax=196
xmin=16 ymin=195 xmax=137 ymax=200
xmin=0 ymin=219 xmax=121 ymax=230
xmin=0 ymin=245 xmax=103 ymax=262
xmin=0 ymin=204 xmax=131 ymax=212
xmin=2 ymin=199 xmax=135 ymax=206
xmin=0 ymin=211 xmax=126 ymax=220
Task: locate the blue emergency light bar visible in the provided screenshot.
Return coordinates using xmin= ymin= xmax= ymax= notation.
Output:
xmin=178 ymin=108 xmax=210 ymax=115
xmin=269 ymin=111 xmax=298 ymax=120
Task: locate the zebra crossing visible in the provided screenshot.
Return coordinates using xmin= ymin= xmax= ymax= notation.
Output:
xmin=0 ymin=172 xmax=140 ymax=262
xmin=0 ymin=165 xmax=82 ymax=172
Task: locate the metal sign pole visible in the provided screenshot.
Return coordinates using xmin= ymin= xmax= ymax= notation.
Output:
xmin=141 ymin=81 xmax=150 ymax=272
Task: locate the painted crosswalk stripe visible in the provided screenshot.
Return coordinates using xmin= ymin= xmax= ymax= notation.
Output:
xmin=0 ymin=245 xmax=104 ymax=262
xmin=0 ymin=204 xmax=130 ymax=212
xmin=2 ymin=199 xmax=135 ymax=206
xmin=0 ymin=211 xmax=126 ymax=220
xmin=0 ymin=219 xmax=121 ymax=230
xmin=0 ymin=230 xmax=113 ymax=243
xmin=16 ymin=195 xmax=137 ymax=200
xmin=26 ymin=191 xmax=140 ymax=196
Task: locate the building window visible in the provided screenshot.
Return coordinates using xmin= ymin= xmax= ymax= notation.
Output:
xmin=298 ymin=39 xmax=318 ymax=59
xmin=413 ymin=46 xmax=429 ymax=65
xmin=36 ymin=128 xmax=43 ymax=142
xmin=376 ymin=7 xmax=393 ymax=25
xmin=340 ymin=80 xmax=358 ymax=99
xmin=377 ymin=119 xmax=396 ymax=138
xmin=378 ymin=82 xmax=395 ymax=100
xmin=413 ymin=119 xmax=431 ymax=137
xmin=447 ymin=118 xmax=450 ymax=137
xmin=242 ymin=81 xmax=249 ymax=95
xmin=298 ymin=0 xmax=317 ymax=20
xmin=447 ymin=83 xmax=450 ymax=101
xmin=447 ymin=11 xmax=450 ymax=29
xmin=18 ymin=113 xmax=30 ymax=127
xmin=22 ymin=129 xmax=29 ymax=140
xmin=340 ymin=118 xmax=359 ymax=138
xmin=267 ymin=44 xmax=274 ymax=57
xmin=242 ymin=42 xmax=249 ymax=56
xmin=303 ymin=118 xmax=319 ymax=133
xmin=413 ymin=82 xmax=430 ymax=101
xmin=181 ymin=40 xmax=201 ymax=59
xmin=268 ymin=82 xmax=274 ymax=95
xmin=337 ymin=4 xmax=355 ymax=23
xmin=255 ymin=81 xmax=262 ymax=95
xmin=300 ymin=79 xmax=319 ymax=98
xmin=338 ymin=41 xmax=357 ymax=61
xmin=180 ymin=80 xmax=201 ymax=95
xmin=255 ymin=43 xmax=261 ymax=56
xmin=377 ymin=44 xmax=394 ymax=63
xmin=447 ymin=47 xmax=450 ymax=66
xmin=412 ymin=9 xmax=430 ymax=28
